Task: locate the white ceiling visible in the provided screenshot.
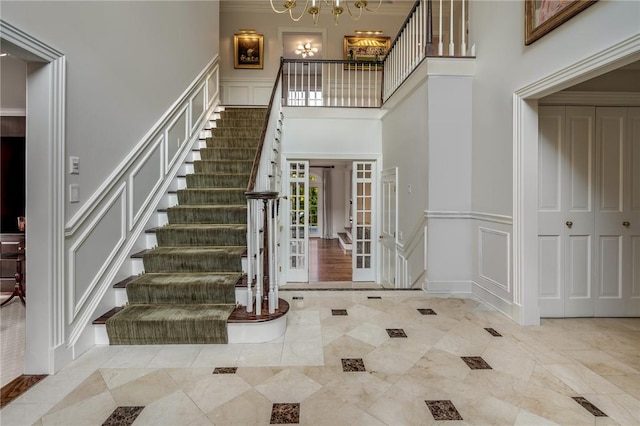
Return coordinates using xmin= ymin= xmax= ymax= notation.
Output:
xmin=282 ymin=32 xmax=324 ymax=60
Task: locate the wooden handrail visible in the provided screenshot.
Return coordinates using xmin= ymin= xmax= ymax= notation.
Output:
xmin=381 ymin=0 xmax=424 ymax=64
xmin=247 ymin=58 xmax=285 ymax=192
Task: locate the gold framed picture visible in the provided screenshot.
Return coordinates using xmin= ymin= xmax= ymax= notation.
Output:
xmin=343 ymin=35 xmax=390 ymax=70
xmin=525 ymin=0 xmax=597 ymax=45
xmin=234 ymin=33 xmax=264 ymax=69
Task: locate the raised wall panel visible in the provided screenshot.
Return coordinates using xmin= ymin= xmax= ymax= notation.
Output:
xmin=538 ymin=236 xmax=561 ymax=298
xmin=226 ymin=86 xmax=250 ymax=105
xmin=166 ymin=107 xmax=188 ymax=170
xmin=254 ymin=86 xmax=273 ymax=105
xmin=479 ymin=227 xmax=510 ymax=292
xmin=632 ymin=236 xmax=640 ymax=297
xmin=599 ymin=236 xmax=622 ymax=298
xmin=598 ymin=115 xmax=625 ymax=212
xmin=191 ymin=83 xmax=206 ymax=131
xmin=631 ymin=111 xmax=640 ymax=211
xmin=69 ymin=186 xmax=126 ymax=320
xmin=538 ymin=114 xmax=563 ymax=211
xmin=129 ymin=136 xmax=164 ymax=229
xmin=567 ymin=235 xmax=591 ymax=299
xmin=207 ymin=68 xmax=219 ymax=107
xmin=568 ymin=114 xmax=593 ymax=212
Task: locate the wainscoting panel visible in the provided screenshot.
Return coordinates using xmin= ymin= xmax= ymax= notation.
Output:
xmin=69 ymin=185 xmax=126 ymax=321
xmin=129 ymin=135 xmax=164 ymax=229
xmin=191 ymin=83 xmax=206 ymax=132
xmin=64 ymin=58 xmax=222 ymax=352
xmin=397 ymin=215 xmax=427 ymax=288
xmin=166 ymin=106 xmax=188 ymax=171
xmin=479 ymin=227 xmax=510 ymax=292
xmin=472 ymin=216 xmax=513 ymax=312
xmin=221 ymin=78 xmax=272 ymax=105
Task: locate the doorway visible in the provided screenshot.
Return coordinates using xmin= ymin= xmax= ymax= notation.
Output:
xmin=513 ymin=42 xmax=640 ymax=325
xmin=284 ymin=159 xmax=376 ymax=283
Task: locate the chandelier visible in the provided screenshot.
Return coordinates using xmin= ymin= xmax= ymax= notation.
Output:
xmin=270 ymin=0 xmax=382 ymax=25
xmin=295 ymin=42 xmax=318 ymax=58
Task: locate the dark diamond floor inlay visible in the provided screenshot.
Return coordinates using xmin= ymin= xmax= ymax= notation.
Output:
xmin=572 ymin=397 xmax=607 ymax=417
xmin=331 ymin=309 xmax=348 ymax=316
xmin=213 ymin=367 xmax=238 ymax=374
xmin=417 ymin=308 xmax=437 ymax=315
xmin=386 ymin=328 xmax=407 ymax=338
xmin=484 ymin=327 xmax=502 ymax=337
xmin=367 ymin=296 xmax=382 ymax=299
xmin=270 ymin=402 xmax=300 ymax=424
xmin=102 ymin=406 xmax=145 ymax=426
xmin=0 ymin=374 xmax=48 ymax=409
xmin=461 ymin=356 xmax=492 ymax=370
xmin=341 ymin=358 xmax=366 ymax=372
xmin=425 ymin=400 xmax=463 ymax=420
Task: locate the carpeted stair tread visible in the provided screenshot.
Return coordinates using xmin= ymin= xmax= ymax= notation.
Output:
xmin=106 ymin=105 xmax=270 ymax=346
xmin=126 ymin=272 xmax=239 ymax=304
xmin=186 ymin=173 xmax=250 ymax=189
xmin=142 ymin=246 xmax=246 ymax=273
xmin=167 ymin=205 xmax=247 ymax=224
xmin=106 ymin=304 xmax=235 ymax=344
xmin=200 ymin=147 xmax=257 ymax=161
xmin=177 ymin=188 xmax=246 ymax=205
xmin=155 ymin=224 xmax=247 ymax=246
xmin=194 ymin=160 xmax=253 ymax=174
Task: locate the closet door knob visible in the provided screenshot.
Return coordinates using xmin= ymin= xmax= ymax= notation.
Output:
xmin=566 ymin=221 xmax=573 ymax=228
xmin=623 ymin=221 xmax=630 ymax=227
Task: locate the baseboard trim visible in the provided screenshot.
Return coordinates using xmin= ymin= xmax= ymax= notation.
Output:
xmin=471 ymin=282 xmax=514 ymax=319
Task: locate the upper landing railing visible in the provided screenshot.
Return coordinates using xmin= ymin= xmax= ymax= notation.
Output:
xmin=282 ymin=0 xmax=474 ymax=108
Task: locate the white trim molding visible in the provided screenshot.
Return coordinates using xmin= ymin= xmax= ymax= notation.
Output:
xmin=426 ymin=210 xmax=513 ymax=225
xmin=513 ymin=34 xmax=640 ymax=326
xmin=1 ymin=19 xmax=67 ymax=373
xmin=0 ymin=108 xmax=27 ymax=116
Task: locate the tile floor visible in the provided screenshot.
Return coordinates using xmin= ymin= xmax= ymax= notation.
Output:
xmin=1 ymin=290 xmax=639 ymax=425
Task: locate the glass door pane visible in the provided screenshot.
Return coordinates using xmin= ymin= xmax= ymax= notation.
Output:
xmin=286 ymin=161 xmax=309 ymax=282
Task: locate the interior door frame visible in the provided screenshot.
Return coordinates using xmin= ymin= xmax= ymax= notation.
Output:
xmin=381 ymin=167 xmax=398 ymax=288
xmin=514 ymin=37 xmax=640 ymax=325
xmin=282 ymin=154 xmax=381 ymax=283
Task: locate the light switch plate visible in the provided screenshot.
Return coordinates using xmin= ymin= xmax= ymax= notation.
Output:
xmin=69 ymin=184 xmax=79 ymax=203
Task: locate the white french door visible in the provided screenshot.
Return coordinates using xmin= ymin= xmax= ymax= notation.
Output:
xmin=286 ymin=160 xmax=309 ymax=282
xmin=352 ymin=161 xmax=375 ymax=281
xmin=538 ymin=106 xmax=640 ymax=317
xmin=381 ymin=168 xmax=397 ymax=288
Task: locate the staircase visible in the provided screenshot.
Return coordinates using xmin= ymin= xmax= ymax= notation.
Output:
xmin=103 ymin=107 xmax=283 ymax=345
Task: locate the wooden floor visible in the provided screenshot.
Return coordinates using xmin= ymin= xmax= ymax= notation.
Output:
xmin=309 ymin=238 xmax=352 ymax=282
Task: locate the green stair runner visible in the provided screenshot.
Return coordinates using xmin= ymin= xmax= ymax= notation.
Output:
xmin=106 ymin=108 xmax=267 ymax=345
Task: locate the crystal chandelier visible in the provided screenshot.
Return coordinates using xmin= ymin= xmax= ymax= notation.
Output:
xmin=295 ymin=42 xmax=319 ymax=58
xmin=270 ymin=0 xmax=382 ymax=26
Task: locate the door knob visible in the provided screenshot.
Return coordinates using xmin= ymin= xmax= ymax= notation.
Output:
xmin=379 ymin=235 xmax=383 ymax=240
xmin=566 ymin=221 xmax=573 ymax=228
xmin=623 ymin=221 xmax=630 ymax=227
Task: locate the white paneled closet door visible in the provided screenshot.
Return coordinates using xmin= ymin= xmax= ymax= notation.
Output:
xmin=539 ymin=106 xmax=596 ymax=317
xmin=595 ymin=107 xmax=640 ymax=316
xmin=538 ymin=106 xmax=640 ymax=317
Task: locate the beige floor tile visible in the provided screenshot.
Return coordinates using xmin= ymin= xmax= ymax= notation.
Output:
xmin=207 ymin=388 xmax=273 ymax=425
xmin=132 ymin=390 xmax=211 ymax=426
xmin=109 ymin=369 xmax=180 ymax=406
xmin=254 ymin=368 xmax=322 ymax=402
xmin=183 ymin=373 xmax=251 ymax=413
xmin=40 ymin=391 xmax=116 ymax=426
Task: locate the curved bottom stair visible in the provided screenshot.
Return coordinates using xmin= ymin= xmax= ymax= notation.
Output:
xmin=93 ymin=298 xmax=289 ymax=344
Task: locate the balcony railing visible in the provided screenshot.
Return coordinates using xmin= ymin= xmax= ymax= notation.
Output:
xmin=282 ymin=0 xmax=473 ymax=107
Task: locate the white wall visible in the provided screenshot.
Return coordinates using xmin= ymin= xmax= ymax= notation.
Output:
xmin=0 ymin=55 xmax=26 ymax=114
xmin=470 ymin=0 xmax=640 ymax=216
xmin=2 ymin=0 xmax=219 ymax=221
